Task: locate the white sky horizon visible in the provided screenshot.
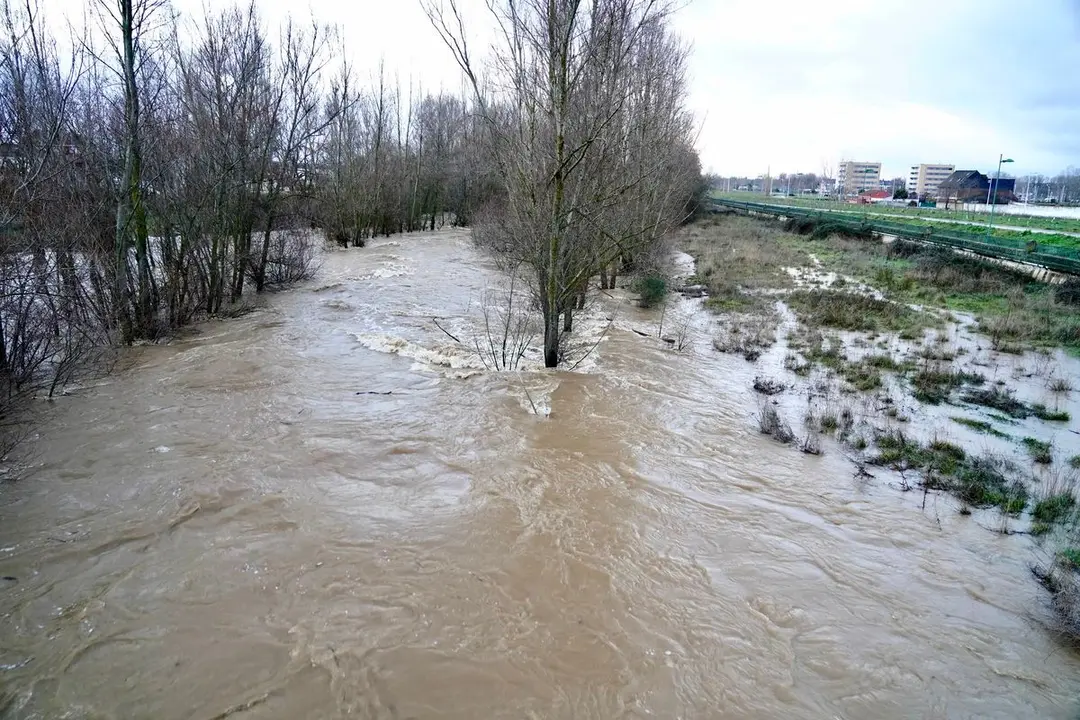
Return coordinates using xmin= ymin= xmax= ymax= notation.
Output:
xmin=41 ymin=0 xmax=1080 ymax=181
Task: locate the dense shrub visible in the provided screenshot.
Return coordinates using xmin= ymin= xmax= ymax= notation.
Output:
xmin=1055 ymin=279 xmax=1080 ymax=307
xmin=634 ymin=275 xmax=668 ymax=308
xmin=783 ymin=217 xmax=873 ymax=241
xmin=785 ymin=289 xmax=920 ymax=332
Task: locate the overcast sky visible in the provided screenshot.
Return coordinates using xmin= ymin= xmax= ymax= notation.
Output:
xmin=674 ymin=0 xmax=1080 ymax=179
xmin=52 ymin=0 xmax=1080 ymax=180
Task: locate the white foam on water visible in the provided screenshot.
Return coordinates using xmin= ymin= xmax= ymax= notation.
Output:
xmin=351 ymin=330 xmax=560 ymax=410
xmin=349 ymin=263 xmax=413 ymax=281
xmin=323 ymin=299 xmax=352 ymax=310
xmin=783 ymin=266 xmax=884 ymax=299
xmin=346 ymin=279 xmax=637 ymax=419
xmin=671 ymin=250 xmax=696 ymax=279
xmin=351 ymin=332 xmax=489 ymax=373
xmin=558 ymin=307 xmax=617 ymax=373
xmin=312 ymin=282 xmax=344 ymax=293
xmin=509 ymin=372 xmax=559 ymax=416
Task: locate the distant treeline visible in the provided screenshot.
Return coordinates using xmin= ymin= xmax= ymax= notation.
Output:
xmin=0 ymin=0 xmax=515 ymax=418
xmin=0 ymin=0 xmax=707 ymax=448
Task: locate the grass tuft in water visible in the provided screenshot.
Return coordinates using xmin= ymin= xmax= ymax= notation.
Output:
xmin=757 ymin=403 xmax=795 ymax=444
xmin=1021 ymin=437 xmax=1053 ymax=464
xmin=1032 ymin=493 xmax=1076 ymax=525
xmin=785 ymin=289 xmax=930 ymax=334
xmin=783 ymin=352 xmax=811 ymax=376
xmin=1049 ymin=377 xmax=1073 ymax=393
xmin=961 ymin=387 xmax=1029 ymax=419
xmin=753 ymin=376 xmax=786 ymax=396
xmin=869 ymin=430 xmax=1027 ymax=513
xmin=842 ymin=363 xmax=882 ymax=392
xmin=819 ymin=413 xmax=839 ymax=432
xmin=953 ymin=457 xmax=1028 ymax=514
xmin=1032 ymin=404 xmax=1071 ymax=422
xmin=864 ymin=353 xmax=903 ymax=371
xmin=912 ymin=369 xmax=984 ymax=405
xmin=1059 ymin=549 xmax=1080 ymax=569
xmin=950 ymin=416 xmax=1010 ymax=438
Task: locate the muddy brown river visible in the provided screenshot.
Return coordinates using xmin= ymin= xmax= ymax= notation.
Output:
xmin=2 ymin=229 xmax=1079 ymax=718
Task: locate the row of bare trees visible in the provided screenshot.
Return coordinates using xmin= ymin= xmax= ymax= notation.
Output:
xmin=0 ymin=0 xmax=507 ymax=444
xmin=425 ymin=0 xmax=704 ymax=367
xmin=1018 ymin=169 xmax=1080 ymax=204
xmin=0 ymin=0 xmax=705 ymax=455
xmin=319 ymin=66 xmax=498 ymax=245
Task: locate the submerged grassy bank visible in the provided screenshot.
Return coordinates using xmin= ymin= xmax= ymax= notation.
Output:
xmin=678 ymin=212 xmax=1080 ymax=642
xmin=683 ymin=213 xmax=1080 ymax=354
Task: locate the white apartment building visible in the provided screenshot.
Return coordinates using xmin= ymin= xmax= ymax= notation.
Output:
xmin=837 ymin=161 xmax=882 ymax=194
xmin=907 ymin=164 xmax=955 ymax=198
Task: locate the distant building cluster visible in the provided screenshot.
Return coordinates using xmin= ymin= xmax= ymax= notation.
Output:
xmin=935 ymin=170 xmax=1016 ymax=208
xmin=721 ymin=158 xmax=1015 ymax=207
xmin=907 ymin=164 xmax=954 ymax=198
xmin=827 ymin=160 xmax=1016 ymax=206
xmin=716 ymin=165 xmax=1080 ymax=206
xmin=837 ymin=161 xmax=881 ymax=194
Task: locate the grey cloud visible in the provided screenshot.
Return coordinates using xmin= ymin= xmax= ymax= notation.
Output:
xmin=685 ymin=0 xmax=1080 ymax=174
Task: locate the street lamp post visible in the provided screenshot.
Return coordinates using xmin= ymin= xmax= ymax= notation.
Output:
xmin=986 ymin=154 xmax=1014 ymax=243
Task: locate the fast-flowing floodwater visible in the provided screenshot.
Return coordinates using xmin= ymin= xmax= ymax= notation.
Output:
xmin=2 ymin=229 xmax=1079 ymax=719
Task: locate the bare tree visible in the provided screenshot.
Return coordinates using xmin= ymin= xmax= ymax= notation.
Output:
xmin=0 ymin=0 xmax=113 ymax=461
xmin=423 ymin=0 xmax=700 ymax=367
xmin=0 ymin=0 xmax=640 ymax=458
xmin=249 ymin=17 xmax=334 ymax=291
xmin=95 ymin=0 xmax=169 ymax=340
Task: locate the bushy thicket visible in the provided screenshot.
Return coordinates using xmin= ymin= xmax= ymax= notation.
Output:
xmin=0 ymin=0 xmax=504 ymax=456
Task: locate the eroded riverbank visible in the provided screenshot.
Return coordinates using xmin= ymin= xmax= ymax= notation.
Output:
xmin=2 ymin=228 xmax=1079 ymax=718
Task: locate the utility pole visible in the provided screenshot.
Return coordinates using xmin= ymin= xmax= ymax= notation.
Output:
xmin=986 ymin=154 xmax=1014 ymax=242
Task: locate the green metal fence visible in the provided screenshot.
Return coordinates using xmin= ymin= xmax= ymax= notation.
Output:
xmin=711 ymin=198 xmax=1080 ymax=275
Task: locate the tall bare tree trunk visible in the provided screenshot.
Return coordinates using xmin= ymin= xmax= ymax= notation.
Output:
xmin=255 ymin=209 xmax=274 ymax=292
xmin=425 ymin=0 xmax=699 ymax=368
xmin=114 ymin=0 xmax=153 ymax=341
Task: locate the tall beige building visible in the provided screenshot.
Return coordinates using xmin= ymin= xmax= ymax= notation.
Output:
xmin=907 ymin=164 xmax=955 ymax=198
xmin=837 ymin=161 xmax=882 ymax=194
